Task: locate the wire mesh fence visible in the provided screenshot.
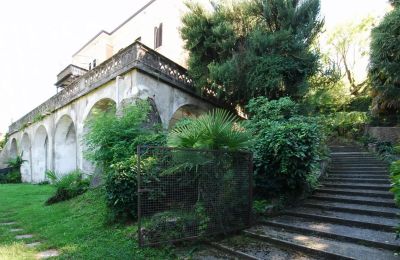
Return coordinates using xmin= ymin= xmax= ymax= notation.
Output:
xmin=137 ymin=146 xmax=253 ymax=247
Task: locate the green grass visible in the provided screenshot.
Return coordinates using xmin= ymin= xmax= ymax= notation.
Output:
xmin=0 ymin=184 xmax=175 ymax=259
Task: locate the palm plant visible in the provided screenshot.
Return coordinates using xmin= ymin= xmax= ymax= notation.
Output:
xmin=168 ymin=109 xmax=251 ymax=151
xmin=7 ymin=153 xmax=27 ymax=169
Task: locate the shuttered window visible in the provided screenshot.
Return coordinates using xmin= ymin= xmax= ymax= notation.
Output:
xmin=154 ymin=23 xmax=163 ymax=49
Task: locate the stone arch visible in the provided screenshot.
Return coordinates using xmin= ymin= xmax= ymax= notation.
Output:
xmin=82 ymin=97 xmax=117 ymax=124
xmin=20 ymin=133 xmax=31 ymax=182
xmin=168 ymin=104 xmax=208 ymax=129
xmin=9 ymin=138 xmax=18 ymax=158
xmin=32 ymin=126 xmax=49 ymax=182
xmin=82 ymin=98 xmax=116 ymax=174
xmin=54 ymin=115 xmax=77 ymax=176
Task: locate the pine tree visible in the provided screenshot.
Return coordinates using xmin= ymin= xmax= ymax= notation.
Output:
xmin=181 ymin=0 xmax=323 ymax=107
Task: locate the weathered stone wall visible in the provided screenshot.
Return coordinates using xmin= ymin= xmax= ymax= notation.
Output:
xmin=365 ymin=126 xmax=400 ymax=144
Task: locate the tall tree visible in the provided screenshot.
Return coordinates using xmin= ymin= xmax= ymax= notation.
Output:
xmin=326 ymin=17 xmax=376 ymax=97
xmin=368 ymin=4 xmax=400 ymax=124
xmin=181 ymin=0 xmax=323 ymax=107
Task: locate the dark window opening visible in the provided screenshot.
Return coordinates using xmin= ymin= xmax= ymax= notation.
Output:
xmin=93 ymin=59 xmax=97 ymax=68
xmin=154 ymin=23 xmax=163 ymax=49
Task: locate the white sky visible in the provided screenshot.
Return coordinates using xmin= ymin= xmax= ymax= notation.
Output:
xmin=0 ymin=0 xmax=390 ymax=133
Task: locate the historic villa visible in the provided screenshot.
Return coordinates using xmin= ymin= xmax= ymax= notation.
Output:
xmin=0 ymin=0 xmax=216 ymax=182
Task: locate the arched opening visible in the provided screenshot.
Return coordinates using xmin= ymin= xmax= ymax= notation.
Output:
xmin=32 ymin=126 xmax=49 ymax=182
xmin=168 ymin=104 xmax=207 ymax=129
xmin=20 ymin=134 xmax=31 ymax=182
xmin=54 ymin=115 xmax=77 ymax=176
xmin=82 ymin=99 xmax=116 ymax=174
xmin=9 ymin=138 xmax=18 ymax=158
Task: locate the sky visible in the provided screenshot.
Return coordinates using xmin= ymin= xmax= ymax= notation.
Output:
xmin=0 ymin=0 xmax=390 ymax=134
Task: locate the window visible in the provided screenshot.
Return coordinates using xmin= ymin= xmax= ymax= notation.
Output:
xmin=154 ymin=23 xmax=163 ymax=49
xmin=93 ymin=59 xmax=97 ymax=68
xmin=89 ymin=63 xmax=92 ymax=70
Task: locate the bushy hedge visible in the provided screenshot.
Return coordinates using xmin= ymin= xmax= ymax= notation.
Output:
xmin=247 ymin=97 xmax=325 ymax=198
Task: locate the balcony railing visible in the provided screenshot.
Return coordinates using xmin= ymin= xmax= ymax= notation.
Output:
xmin=9 ymin=41 xmax=197 ymax=134
xmin=55 ymin=64 xmax=87 ymax=88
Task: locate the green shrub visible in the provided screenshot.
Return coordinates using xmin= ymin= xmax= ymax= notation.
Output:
xmin=247 ymin=97 xmax=325 ymax=198
xmin=389 ymin=160 xmax=400 ymax=237
xmin=84 ymin=100 xmax=166 ymax=173
xmin=105 ymin=156 xmax=156 ymax=223
xmin=1 ymin=154 xmax=26 ymax=184
xmin=394 ymin=145 xmax=400 ymax=155
xmin=322 ymin=112 xmax=370 ymax=138
xmin=168 ymin=109 xmax=251 ymax=150
xmin=46 ymin=170 xmax=90 ymax=205
xmin=45 ymin=170 xmax=58 ymax=184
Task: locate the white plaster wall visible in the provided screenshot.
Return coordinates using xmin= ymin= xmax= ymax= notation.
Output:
xmin=32 ymin=126 xmax=49 ymax=183
xmin=20 ymin=133 xmax=31 ymax=182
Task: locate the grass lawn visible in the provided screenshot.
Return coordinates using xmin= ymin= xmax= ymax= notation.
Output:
xmin=0 ymin=184 xmax=177 ymax=259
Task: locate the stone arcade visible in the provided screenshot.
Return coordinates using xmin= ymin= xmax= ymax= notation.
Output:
xmin=0 ymin=0 xmax=215 ymax=182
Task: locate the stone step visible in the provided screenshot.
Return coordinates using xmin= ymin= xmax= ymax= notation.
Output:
xmin=323 ymin=178 xmax=390 ymax=184
xmin=322 ymin=182 xmax=391 ymax=191
xmin=283 ymin=207 xmax=397 ymax=231
xmin=211 ymin=235 xmax=318 ymax=260
xmin=330 ymin=158 xmax=381 ymax=161
xmin=327 ymin=174 xmax=389 ymax=179
xmin=245 ymin=225 xmax=398 ymax=260
xmin=330 ymin=166 xmax=388 ymax=170
xmin=330 ymin=166 xmax=388 ymax=169
xmin=328 ymin=172 xmax=389 ymax=177
xmin=303 ymin=199 xmax=400 ymax=218
xmin=311 ymin=193 xmax=396 ymax=207
xmin=316 ymin=187 xmax=393 ymax=199
xmin=328 ymin=169 xmax=388 ymax=173
xmin=331 ymin=155 xmax=377 ymax=158
xmin=259 ymin=214 xmax=399 ymax=250
xmin=331 ymin=158 xmax=384 ymax=162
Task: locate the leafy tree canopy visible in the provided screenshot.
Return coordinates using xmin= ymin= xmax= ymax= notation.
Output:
xmin=181 ymin=0 xmax=324 ymax=107
xmin=368 ymin=5 xmax=400 ymax=124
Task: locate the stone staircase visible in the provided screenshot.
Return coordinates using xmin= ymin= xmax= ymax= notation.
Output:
xmin=194 ymin=145 xmax=400 ymax=259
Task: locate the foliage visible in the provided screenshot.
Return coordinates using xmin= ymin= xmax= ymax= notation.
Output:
xmin=389 ymin=160 xmax=400 ymax=237
xmin=0 ymin=168 xmax=21 ymax=184
xmin=247 ymin=97 xmax=325 ymax=198
xmin=45 ymin=170 xmax=90 ymax=205
xmin=45 ymin=170 xmax=58 ymax=184
xmin=141 ymin=203 xmax=210 ymax=244
xmin=7 ymin=154 xmax=26 ymax=169
xmin=84 ymin=100 xmax=166 ymax=172
xmin=394 ymin=145 xmax=400 ymax=155
xmin=32 ymin=113 xmax=45 ymax=123
xmin=168 ymin=109 xmax=251 ymax=150
xmin=326 ymin=16 xmax=376 ymax=97
xmin=105 ymin=155 xmax=156 ymax=223
xmin=0 ymin=185 xmax=175 ymax=259
xmin=369 ymin=6 xmax=400 ymax=125
xmin=0 ymin=133 xmax=8 ymax=151
xmin=1 ymin=154 xmax=26 ymax=184
xmin=252 ymin=199 xmax=272 ymax=217
xmin=321 ymin=112 xmax=370 ymax=138
xmin=181 ymin=0 xmax=323 ymax=106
